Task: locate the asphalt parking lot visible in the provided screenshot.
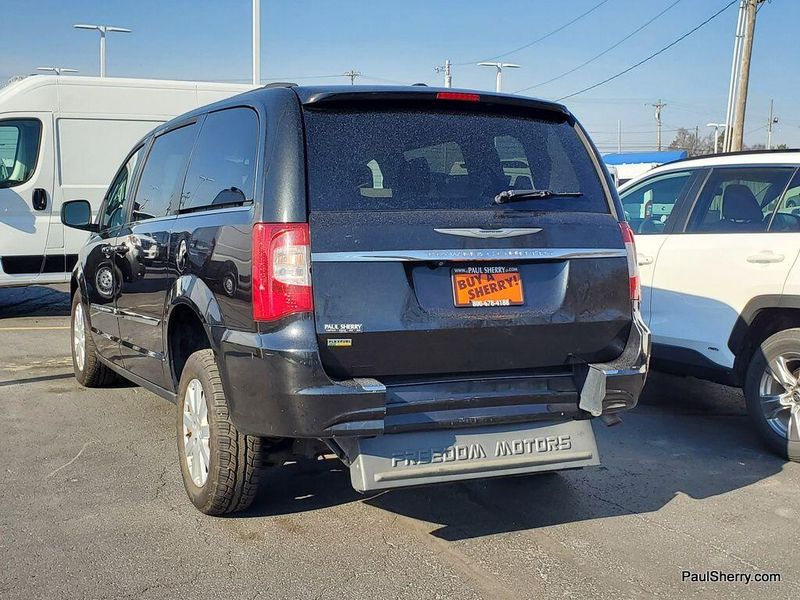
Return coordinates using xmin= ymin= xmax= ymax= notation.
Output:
xmin=1 ymin=285 xmax=798 ymax=600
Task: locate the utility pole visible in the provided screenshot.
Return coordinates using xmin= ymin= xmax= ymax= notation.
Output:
xmin=478 ymin=62 xmax=520 ymax=92
xmin=617 ymin=119 xmax=622 ymax=153
xmin=74 ymin=24 xmax=131 ymax=77
xmin=767 ymin=99 xmax=778 ymax=149
xmin=435 ymin=59 xmax=452 ymax=88
xmin=344 ymin=70 xmax=361 ymax=85
xmin=730 ymin=0 xmax=761 ymax=152
xmin=651 ymin=100 xmax=667 ymax=151
xmin=707 ymin=123 xmax=726 ymax=154
xmin=252 ymin=0 xmax=260 ymax=85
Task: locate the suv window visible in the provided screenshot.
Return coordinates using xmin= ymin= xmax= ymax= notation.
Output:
xmin=0 ymin=119 xmax=42 ymax=188
xmin=303 ymin=107 xmax=607 ymax=213
xmin=102 ymin=146 xmax=144 ymax=230
xmin=620 ymin=171 xmax=692 ymax=234
xmin=131 ymin=123 xmax=197 ymax=222
xmin=687 ymin=167 xmax=795 ymax=233
xmin=180 ymin=108 xmax=258 ymax=212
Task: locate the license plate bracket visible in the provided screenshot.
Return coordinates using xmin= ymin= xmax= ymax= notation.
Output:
xmin=451 ymin=265 xmax=524 ymax=307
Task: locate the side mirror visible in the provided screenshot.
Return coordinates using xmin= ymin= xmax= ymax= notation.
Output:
xmin=61 ymin=199 xmax=98 ymax=232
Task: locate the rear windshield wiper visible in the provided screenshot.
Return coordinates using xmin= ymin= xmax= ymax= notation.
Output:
xmin=494 ymin=189 xmax=583 ymax=204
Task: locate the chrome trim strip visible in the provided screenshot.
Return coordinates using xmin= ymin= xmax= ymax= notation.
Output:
xmin=90 ymin=303 xmax=116 ymax=315
xmin=434 ymin=227 xmax=542 ymax=239
xmin=311 ymin=248 xmax=626 ymax=263
xmin=117 ymin=309 xmax=161 ymax=327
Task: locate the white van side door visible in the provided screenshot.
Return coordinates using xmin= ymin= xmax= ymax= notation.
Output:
xmin=0 ymin=113 xmax=55 ymax=282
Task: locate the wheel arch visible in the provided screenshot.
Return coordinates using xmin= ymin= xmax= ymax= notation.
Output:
xmin=164 ymin=275 xmax=224 ymax=390
xmin=730 ymin=295 xmax=800 ymax=382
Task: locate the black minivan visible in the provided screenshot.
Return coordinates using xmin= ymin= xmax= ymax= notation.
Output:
xmin=62 ymin=85 xmax=649 ymax=515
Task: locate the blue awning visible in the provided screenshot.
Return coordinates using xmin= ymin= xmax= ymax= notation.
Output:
xmin=602 ymin=151 xmax=687 ymax=165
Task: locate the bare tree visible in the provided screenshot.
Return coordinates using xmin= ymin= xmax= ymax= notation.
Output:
xmin=668 ymin=128 xmax=715 ymax=157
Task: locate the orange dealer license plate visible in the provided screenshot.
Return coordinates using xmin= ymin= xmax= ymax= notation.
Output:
xmin=452 ymin=266 xmax=524 ymax=307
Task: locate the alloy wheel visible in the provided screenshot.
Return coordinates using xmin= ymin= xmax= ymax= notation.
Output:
xmin=759 ymin=352 xmax=800 ymax=442
xmin=73 ymin=302 xmax=86 ymax=371
xmin=182 ymin=378 xmax=211 ymax=487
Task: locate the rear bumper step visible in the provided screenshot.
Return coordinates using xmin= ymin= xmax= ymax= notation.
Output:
xmin=346 ymin=419 xmax=599 ymax=492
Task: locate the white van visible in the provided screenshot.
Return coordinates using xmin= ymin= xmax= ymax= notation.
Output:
xmin=0 ymin=75 xmax=253 ymax=287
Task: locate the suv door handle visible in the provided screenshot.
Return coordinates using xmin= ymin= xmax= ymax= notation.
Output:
xmin=101 ymin=244 xmax=129 ymax=258
xmin=637 ymin=254 xmax=654 ymax=266
xmin=747 ymin=251 xmax=785 ymax=264
xmin=32 ymin=188 xmax=47 ymax=211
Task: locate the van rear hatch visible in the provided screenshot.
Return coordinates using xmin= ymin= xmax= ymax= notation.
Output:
xmin=301 ymin=91 xmax=630 ymax=380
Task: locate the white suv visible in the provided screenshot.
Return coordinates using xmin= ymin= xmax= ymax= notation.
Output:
xmin=618 ymin=151 xmax=800 ymax=462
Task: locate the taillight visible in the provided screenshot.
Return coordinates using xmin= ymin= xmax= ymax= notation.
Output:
xmin=619 ymin=222 xmax=640 ymax=303
xmin=252 ymin=223 xmax=313 ymax=321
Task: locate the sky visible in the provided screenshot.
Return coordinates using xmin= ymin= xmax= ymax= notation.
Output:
xmin=2 ymin=0 xmax=799 ymax=151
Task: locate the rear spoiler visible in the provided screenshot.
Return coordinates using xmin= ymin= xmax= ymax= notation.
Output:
xmin=294 ymin=86 xmax=572 ymax=121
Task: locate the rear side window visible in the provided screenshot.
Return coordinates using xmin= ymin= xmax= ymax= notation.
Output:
xmin=0 ymin=119 xmax=41 ymax=188
xmin=180 ymin=108 xmax=259 ymax=212
xmin=303 ymin=107 xmax=607 ymax=212
xmin=687 ymin=167 xmax=794 ymax=233
xmin=132 ymin=123 xmax=197 ymax=222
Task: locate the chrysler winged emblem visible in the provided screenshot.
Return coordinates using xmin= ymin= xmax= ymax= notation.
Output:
xmin=433 ymin=228 xmax=542 ymax=239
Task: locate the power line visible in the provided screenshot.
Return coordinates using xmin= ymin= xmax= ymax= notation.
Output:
xmin=555 ymin=0 xmax=738 ymax=101
xmin=455 ymin=0 xmax=612 ymax=66
xmin=515 ymin=0 xmax=683 ymax=93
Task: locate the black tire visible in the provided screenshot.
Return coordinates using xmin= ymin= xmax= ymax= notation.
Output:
xmin=176 ymin=349 xmax=267 ymax=515
xmin=70 ymin=290 xmax=117 ymax=387
xmin=744 ymin=328 xmax=800 ymax=462
xmin=221 ymin=269 xmax=237 ymax=298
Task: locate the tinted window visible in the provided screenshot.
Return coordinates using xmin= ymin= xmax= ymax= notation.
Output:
xmin=0 ymin=119 xmax=41 ymax=188
xmin=687 ymin=167 xmax=794 ymax=233
xmin=180 ymin=108 xmax=258 ymax=212
xmin=303 ymin=107 xmax=606 ymax=212
xmin=132 ymin=123 xmax=197 ymax=222
xmin=102 ymin=146 xmax=144 ymax=229
xmin=620 ymin=171 xmax=692 ymax=234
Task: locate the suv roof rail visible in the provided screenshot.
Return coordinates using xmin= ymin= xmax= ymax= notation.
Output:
xmin=262 ymin=82 xmax=298 ymax=89
xmin=668 ymin=148 xmax=800 ymax=165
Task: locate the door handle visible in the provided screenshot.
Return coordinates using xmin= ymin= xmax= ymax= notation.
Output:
xmin=32 ymin=188 xmax=47 ymax=211
xmin=637 ymin=254 xmax=654 ymax=266
xmin=746 ymin=251 xmax=785 ymax=264
xmin=101 ymin=244 xmax=129 ymax=258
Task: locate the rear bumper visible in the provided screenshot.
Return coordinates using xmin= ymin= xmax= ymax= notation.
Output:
xmin=216 ymin=311 xmax=649 ymax=439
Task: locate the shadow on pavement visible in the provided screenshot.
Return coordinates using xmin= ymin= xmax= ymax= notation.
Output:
xmin=240 ymin=371 xmax=784 ymax=539
xmin=0 ymin=284 xmax=70 ymax=318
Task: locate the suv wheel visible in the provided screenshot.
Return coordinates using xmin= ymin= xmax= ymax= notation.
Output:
xmin=745 ymin=328 xmax=800 ymax=462
xmin=71 ymin=290 xmax=117 ymax=387
xmin=177 ymin=349 xmax=266 ymax=515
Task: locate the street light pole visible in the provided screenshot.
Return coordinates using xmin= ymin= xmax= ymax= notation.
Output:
xmin=477 ymin=62 xmax=520 ymax=92
xmin=706 ymin=123 xmax=726 ymax=154
xmin=435 ymin=59 xmax=452 ymax=88
xmin=252 ymin=0 xmax=261 ymax=85
xmin=74 ymin=24 xmax=131 ymax=77
xmin=766 ymin=99 xmax=778 ymax=149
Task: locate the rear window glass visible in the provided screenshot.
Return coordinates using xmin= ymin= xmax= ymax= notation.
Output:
xmin=303 ymin=107 xmax=607 ymax=213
